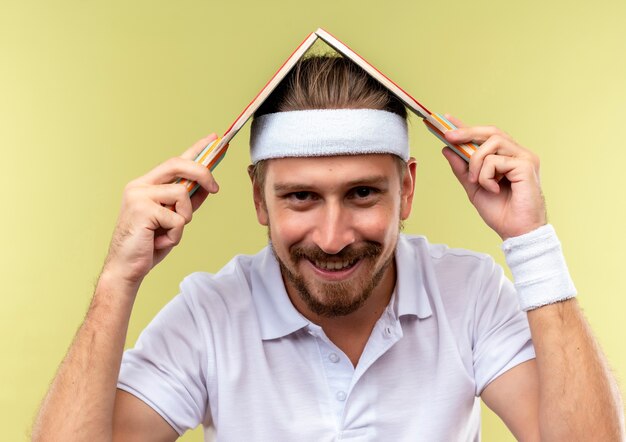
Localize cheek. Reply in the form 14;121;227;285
268;209;312;247
356;204;400;241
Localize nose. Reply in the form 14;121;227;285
311;202;356;255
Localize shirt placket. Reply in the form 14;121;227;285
306;307;404;437
307;323;354;422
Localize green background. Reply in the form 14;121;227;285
2;0;625;440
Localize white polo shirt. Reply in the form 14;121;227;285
118;234;535;441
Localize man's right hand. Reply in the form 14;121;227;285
32;134;219;441
102;133;220;290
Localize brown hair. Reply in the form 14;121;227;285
255;55;408;119
250;54;408;186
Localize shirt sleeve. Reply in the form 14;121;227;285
117;291;211;435
472;257;536;396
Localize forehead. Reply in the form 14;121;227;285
264;154;401;186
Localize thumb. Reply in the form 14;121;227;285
442;146;478;197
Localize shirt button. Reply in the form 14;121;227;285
336;391;346;402
384;326;393;337
328;353;340;363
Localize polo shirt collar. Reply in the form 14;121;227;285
393;234;433;320
250;247;310;340
250;233;432;340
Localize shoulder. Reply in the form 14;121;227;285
399;233;497;278
176;251;263;326
181;253;256;297
397;234;507;315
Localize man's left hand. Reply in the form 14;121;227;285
440;115;547;240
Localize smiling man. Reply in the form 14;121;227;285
33;56;624;441
263;156;402;315
256;153;407;368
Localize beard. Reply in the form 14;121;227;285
270;235;395;318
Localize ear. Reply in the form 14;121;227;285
248;164;269;226
400;158;417;220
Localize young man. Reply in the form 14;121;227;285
34;56;624;441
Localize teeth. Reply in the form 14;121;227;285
314;259;354;270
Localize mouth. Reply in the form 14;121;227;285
311;257;359;271
305;257;362;281
288;242;383;283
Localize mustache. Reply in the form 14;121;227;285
290;241;383;262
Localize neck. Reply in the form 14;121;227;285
284;259;397;366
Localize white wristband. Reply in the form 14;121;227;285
502;224;577;311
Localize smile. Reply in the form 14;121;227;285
310;258;358;272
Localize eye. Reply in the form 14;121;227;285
284;191;318;204
350;186;379;199
354;187;372;198
292;191;311;201
347;186;382;206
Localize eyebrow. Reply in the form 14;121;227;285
272;175;390;193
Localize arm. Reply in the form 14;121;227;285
526;298;624;440
32;133;220;441
481;299;624;441
113;390;178;441
441;118;625;440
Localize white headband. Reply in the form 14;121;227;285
249;109;409;164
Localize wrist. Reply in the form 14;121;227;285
80;270;140;333
96;268;143;302
502;224;577;311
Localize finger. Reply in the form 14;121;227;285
445;124;512;146
139;157;219;193
181;133;219;160
441;146;480;198
467;134;522;183
190;187;211;212
139;183;194;223
153;205;187;250
477;154;517;194
444;114;467;129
